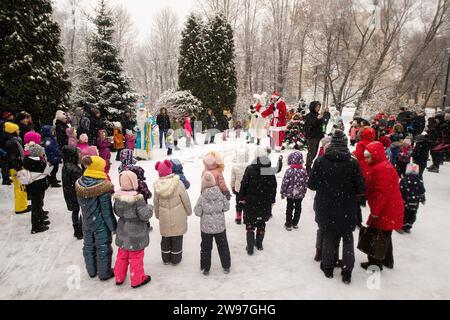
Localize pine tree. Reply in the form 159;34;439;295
80;0;137;121
0;0;71;124
284;113;306;150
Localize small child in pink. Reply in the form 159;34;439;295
66;127;78;147
125;129;136;151
77;134;89;154
184;117;193;147
23;131;42;156
113;170;153;288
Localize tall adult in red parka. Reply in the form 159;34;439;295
261;92;287;152
362;141;404;271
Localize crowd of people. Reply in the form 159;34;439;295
0;101;449;288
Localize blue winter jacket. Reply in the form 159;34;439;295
42;125;61;165
171;159;190;189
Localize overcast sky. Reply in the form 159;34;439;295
53;0;198;41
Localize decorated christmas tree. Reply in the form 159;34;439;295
284;113;306;150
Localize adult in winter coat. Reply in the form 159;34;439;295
412;134;429;178
411;111;426;137
194;172;231;275
153;160;192;265
304;101;325;173
42;125;62;187
156;108;171;149
0;112;15;185
203;109;219;144
113;170;153;288
15;111;33;144
308;130;365;284
280;151;308;230
362;142;404;270
238;149;277;255
62;145;83;240
4;122;30;214
75;156;117;281
121;110;136;133
89;108;104;146
54;111;69;147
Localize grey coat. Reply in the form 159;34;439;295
114;193;153;251
194;186;230;234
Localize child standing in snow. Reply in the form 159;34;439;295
184;117;193;147
234;121;243;138
42;125;62;188
62;145;83;240
349;121;359;146
202;151;231;200
97;129;111;172
125;129;136;152
113;122;125;161
166;129;174;156
77;133;89;154
399;164;426;234
153;160;192;265
280;151;308;231
194;171;231;275
396;137;413;177
66;127;78;147
230;148;249;224
171;159;190;190
113;170;153;288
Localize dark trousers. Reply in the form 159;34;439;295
159;129;168;148
396;161;408;177
1;160;10;183
49;163;59;183
167;148;173;156
161;236;183;264
235;197;244;212
285;198;303;227
417;161;426;179
306;138;321;173
246;222;265;248
403;207;418;230
431;151;443;168
367;229;394;268
72;207;82;228
322;229;354;272
30;190;45;229
200;231;231;271
115;148;124;161
83;226;113;279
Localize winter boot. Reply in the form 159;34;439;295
341;270;352;284
246;231;255;255
223;268;230;274
314;248;322;262
255;231;265;251
235;212;242;225
202;269;210;276
320;263;334;279
100;269;115;281
31;224;49;234
284;224;292;231
132;275;151;288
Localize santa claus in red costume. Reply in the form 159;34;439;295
261;91;287;151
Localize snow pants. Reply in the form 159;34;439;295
321;229;355;272
10;169;28;212
114;248;147;287
403;207;418;231
285;198;303;227
83;222;113;280
161;236;183;265
200;231;231;272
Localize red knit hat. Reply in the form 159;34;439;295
155;159;173;177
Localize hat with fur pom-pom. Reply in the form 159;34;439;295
155;159;173;177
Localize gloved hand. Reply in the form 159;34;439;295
232;188;238;195
224;191;232;201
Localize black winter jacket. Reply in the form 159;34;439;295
400;174;425;210
55;120;69;147
308;146;365;232
22;156;49;196
304;105;324;139
4;133;24;170
156;114;171;131
412;138;429;165
203;114;218;131
62;146;82;211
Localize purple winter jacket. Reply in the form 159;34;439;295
97;130;111;162
281;152;308;199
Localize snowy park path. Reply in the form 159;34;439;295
0;110;449;300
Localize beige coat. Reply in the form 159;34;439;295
153;174;192;237
230;164;246;193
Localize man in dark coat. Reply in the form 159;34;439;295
238;147;280;255
156;108;171;148
55;112;69;147
411;111;426;137
308;130;365;284
15;111;33;144
203;108;218;144
1;112;15;185
304;101;324;173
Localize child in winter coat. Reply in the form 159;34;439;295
76;156;117;281
202;151;231;200
153;160;192;265
125;130;136;151
230;148;249;224
42;125;62;188
113;170;153;288
396;137;413;177
113;122;125;161
388;123;405;166
97;129;111;172
66;127;78;147
399;164;426;234
23;131;42;156
62;145;83;240
119;150;152;203
194;172;231;275
412;134;429;179
166;129;174;156
234;121;243;138
184;117;193;147
22;144;52;234
171;159;190;190
77;133;89;154
238;148;278;255
280;151;308;231
348;121;359;146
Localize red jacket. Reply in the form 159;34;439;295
365;142;404;231
261;99;287;131
353;127;376;181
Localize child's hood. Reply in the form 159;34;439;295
153;174;180;198
201;186;223;202
62;145;80;165
114;192;143;211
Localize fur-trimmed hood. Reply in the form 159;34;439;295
113;191;143;203
76;176;113;198
153;174;180;198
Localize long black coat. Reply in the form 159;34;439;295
62;146;82;211
55;120;69;147
238;156;277;224
304;105;324;140
412;138;429;165
412;115;426;136
308;147;365;232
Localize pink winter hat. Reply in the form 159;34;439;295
79;133;89;144
82;146;99;157
155;159;173;177
24;131;42;145
201;171;216;190
119;170;139;191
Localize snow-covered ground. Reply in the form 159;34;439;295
0;108;449;300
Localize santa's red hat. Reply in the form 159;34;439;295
272;91;281;99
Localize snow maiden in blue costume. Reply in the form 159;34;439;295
134;103;152;160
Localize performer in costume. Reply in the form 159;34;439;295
249;92;268;145
134;103;151;160
261;91;287;152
